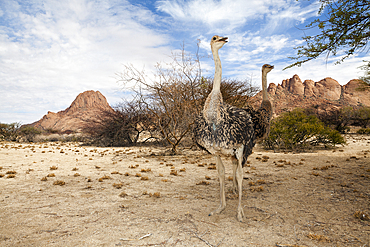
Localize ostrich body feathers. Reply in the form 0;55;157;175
193;103;255;167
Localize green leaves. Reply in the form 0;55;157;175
264;109;345;151
285;0;370;70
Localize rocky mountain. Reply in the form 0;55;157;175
30;90;113;133
251;75;370;117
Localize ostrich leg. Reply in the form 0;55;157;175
209;155;226;216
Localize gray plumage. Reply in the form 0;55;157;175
193;35;273;222
194;103;255;166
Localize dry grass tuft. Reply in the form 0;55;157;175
113;183;123;189
149;192;161;198
179;168;186;172
196;181;210;185
135;173;142;177
98;175;112;182
207;165;216;170
141;176;149;180
119;192;128;198
307;232;330;242
53;180;65;186
47;173;55;177
140;168;151;172
6;174;16;178
41;177;47;181
72;167;78;171
0;174;5;178
250;186;264;192
170;170;178;176
354;211;369;221
205;176;211;180
124;172;130;176
74;173;80;177
50;166;58;170
111;171;122;175
6;171;17;174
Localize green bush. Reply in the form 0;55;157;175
0;122;21;141
0;123;42;142
357;128;370;134
264;109;345;151
19;126;41;142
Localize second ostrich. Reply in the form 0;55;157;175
193;35;273;222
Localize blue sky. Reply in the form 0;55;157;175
0;0;368;124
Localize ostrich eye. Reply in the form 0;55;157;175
213;37;216;40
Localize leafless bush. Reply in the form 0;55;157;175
84;101;156;147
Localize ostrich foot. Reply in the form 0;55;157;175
209;205;226;216
237;207;245;222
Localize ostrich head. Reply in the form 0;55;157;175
210;35;228;50
262;64;274;74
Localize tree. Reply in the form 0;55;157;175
358;61;370;91
116;43;259;153
352;106;370;128
285;0;370;70
83;101;156;147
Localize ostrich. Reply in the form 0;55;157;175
231;63;274;193
193;35;274;222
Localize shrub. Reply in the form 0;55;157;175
84;101;156;147
18;126;41;142
357;128;370;134
0;122;21;141
264;108;345;151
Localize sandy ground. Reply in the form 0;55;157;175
0;135;369;247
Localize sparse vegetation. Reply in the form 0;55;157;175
357;128;370;134
306;106;370;133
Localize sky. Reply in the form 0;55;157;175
0;0;368;124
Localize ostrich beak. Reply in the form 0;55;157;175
219;37;228;43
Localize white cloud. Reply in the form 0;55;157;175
156;0;319;34
0;0;172;124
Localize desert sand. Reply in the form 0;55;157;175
0;135;369;246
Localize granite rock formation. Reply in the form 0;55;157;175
251;75;370;117
30;90;113;133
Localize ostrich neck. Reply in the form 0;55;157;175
262;71;268;101
212;48;222;92
203;47;223;125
